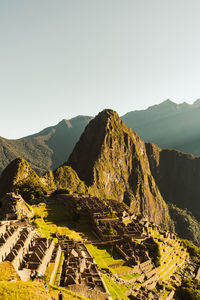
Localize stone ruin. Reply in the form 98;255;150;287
0;220;55;280
57;235;110;300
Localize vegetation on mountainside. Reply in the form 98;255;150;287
14;172;47;202
53;165;87;194
0;116;92;175
147;240;161;267
0;157;88;203
67;109;172;229
176;279;200;300
146;142;200;223
182;240;200;264
0;157;48;203
168;203;200;246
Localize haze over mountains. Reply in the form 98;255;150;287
122;99;200;156
0;99;200;176
0;115;92;175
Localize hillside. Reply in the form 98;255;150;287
122;99;200;156
0;115;92;175
168;203;200;246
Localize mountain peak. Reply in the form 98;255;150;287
160;99;176;106
67;110;172;228
94;109;120;124
193;98;200;106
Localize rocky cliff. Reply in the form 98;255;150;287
67;109;172;228
146;143;200;221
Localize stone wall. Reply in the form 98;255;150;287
12;229;34;271
37;239;55;275
0;227;21;262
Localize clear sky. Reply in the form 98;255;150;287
1;0;200;138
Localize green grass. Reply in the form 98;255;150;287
49;284;89;300
86;244;124;269
102;274;130;300
111;265;135;274
0;262;20;281
32;203;83;241
54;252;64;285
44;262;55;282
119;273;140;280
0;281;51;300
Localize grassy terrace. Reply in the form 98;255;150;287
49;285;89;300
102;274;130;300
54;252;64;286
151;230;188;281
86;244;124;268
86;244;135;275
119;273;140;280
32;203;83;241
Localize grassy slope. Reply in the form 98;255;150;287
0;282;51;300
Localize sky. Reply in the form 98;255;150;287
1;0;200;138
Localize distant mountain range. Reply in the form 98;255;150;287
1;99;200;175
0;116;92;175
122;99;200;156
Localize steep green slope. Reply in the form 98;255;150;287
168;203;200;246
67;109;172;228
0;157;47;201
43;165;87;194
0;157;87;202
0;116;92;175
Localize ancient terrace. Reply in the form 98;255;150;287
69;195;191;298
0;192;193;299
0;220;55;281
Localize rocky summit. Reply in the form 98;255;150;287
67;109;172;229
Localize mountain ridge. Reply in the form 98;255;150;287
0;115;93;175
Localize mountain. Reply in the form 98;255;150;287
0;110;172;229
2;109;200;243
1;99;200;177
146;143;200;222
0;116;92;175
122;99;200;156
0;157;48;201
66;109;172;229
168;203;200;246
